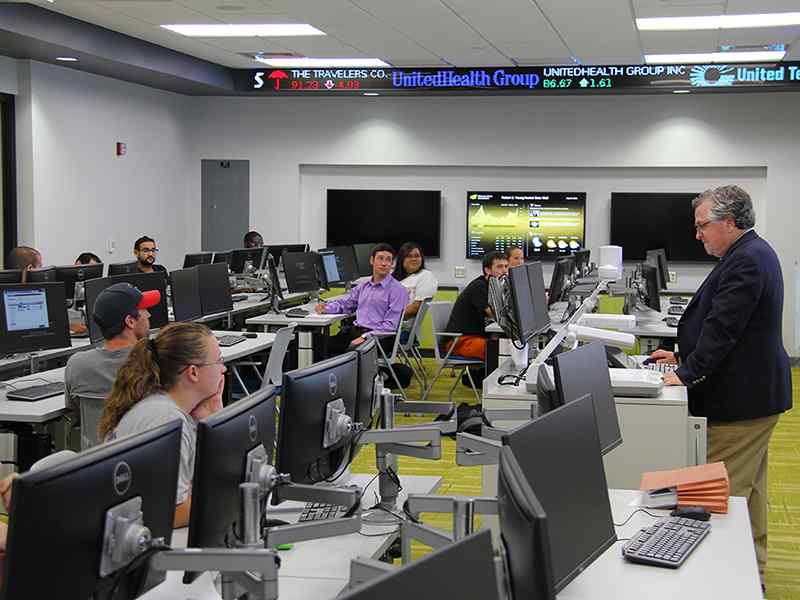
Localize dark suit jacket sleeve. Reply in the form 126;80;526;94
676;253;764;386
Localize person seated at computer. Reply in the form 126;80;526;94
244;231;264;248
506;245;524;268
64;282;160;426
5;246;44;274
445;251;508;361
393;242;438;336
133;236;167;274
98;322;226;528
314;243;408;356
74;252;101;266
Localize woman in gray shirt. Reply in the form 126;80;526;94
98;322;226;528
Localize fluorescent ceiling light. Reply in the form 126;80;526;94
255;57;390;68
161;24;325;37
637;12;800;31
645;51;786;64
672;90;690;94
363;92;380;96
56;57;78;62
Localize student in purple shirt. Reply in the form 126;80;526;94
315;243;408;356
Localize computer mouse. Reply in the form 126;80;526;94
243;332;258;338
663;317;679;327
670;506;711;521
642;356;657;365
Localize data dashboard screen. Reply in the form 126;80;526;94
466;191;586;260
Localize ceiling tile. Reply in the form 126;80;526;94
726;0;800;13
94;1;221;25
639;30;720;52
632;1;726;19
719;25;800;45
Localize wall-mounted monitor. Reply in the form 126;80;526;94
326;189;441;257
466;191;586;260
610;192;714;262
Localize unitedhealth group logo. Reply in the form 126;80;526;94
689;65;736;87
392;69;540;90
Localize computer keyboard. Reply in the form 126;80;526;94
297;502;350;522
285;308;310;318
669;296;689;305
622;515;710;568
6;381;66;402
644;362;678;374
663;317;679;328
667;306;685;316
216;334;246;347
231;294;249;303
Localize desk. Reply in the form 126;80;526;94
196;293;308;328
0;337;94;378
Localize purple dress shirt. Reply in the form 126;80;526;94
323;275;408;333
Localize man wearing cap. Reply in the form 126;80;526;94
64;283;161;428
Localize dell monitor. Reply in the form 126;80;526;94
276;352;359;486
498;444;556;600
0;283;70;355
0;270;23;284
55;264;104;301
646;248;669;291
551;342;622;455
183;252;213;268
170;267;203;322
84;272;169;344
547;257;574;307
2;420;181;599
641;263;661;312
265;254;283;301
25;266;57;283
354;337;381;428
184;386;277;584
266;244;310;269
230;247;266;275
352;243;374;278
338;530;499;600
197;262;233;316
318;246;358;286
107;261;139;276
283;251;324;295
508;263;550;346
526;262;551;333
212;251;232;266
503;394;616;592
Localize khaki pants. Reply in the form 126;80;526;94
707;414;780;580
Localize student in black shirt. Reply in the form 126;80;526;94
133;236;167;274
445;251;508;359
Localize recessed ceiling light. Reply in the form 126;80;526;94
56;57;78;62
161;24;326;37
255;57;391;68
672;90;690;94
645;50;786;64
637;12;800;31
363;92;380;96
216;5;244;11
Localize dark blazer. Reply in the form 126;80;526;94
675;230;792;422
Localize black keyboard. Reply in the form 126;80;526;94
278;294;310;310
622;516;710;568
231;294;249;303
667;306;685;316
298;502;349;522
6;381;66;402
285;308;310;318
216;334;246;347
669;296;689;305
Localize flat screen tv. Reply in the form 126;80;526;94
326;189;441;257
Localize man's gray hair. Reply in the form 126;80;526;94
692;185;755;230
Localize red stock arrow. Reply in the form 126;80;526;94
268;70;289;90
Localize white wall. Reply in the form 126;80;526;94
0;56;18;95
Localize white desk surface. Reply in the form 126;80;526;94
247;306;350;328
0;337;94;373
0;332;275;424
195;292;281;323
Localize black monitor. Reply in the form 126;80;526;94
508;263;550;345
170;267;203;322
197;262;233;316
108;261;139;276
84;273;169;344
318;246;358;286
55;264;105;300
185;386;277;584
0;283;70;355
183;252;213;268
265;254;283;301
2;420;181;599
0;270;22;284
502;394;616;592
283;251;324;294
572;249;591;277
354;337;381;428
230;247;266;274
212;251;232;266
338;530;498;600
25;267;57;283
352;243;374;278
526;262;550;332
547;257;574;307
551;342;622;455
498;444;556;600
266;244;309;269
646;248;669;291
276;352;358;486
641;263;661;312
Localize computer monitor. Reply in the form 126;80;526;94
183;252;213;268
551;342;622;455
0;270;22;284
526;262;551;333
230;247;266;274
275;352;359;486
2;420;181;599
55;264;105;300
170;267;203;322
212;251;232;266
338;530;499;600
547;257;574;307
282;251;324;294
0;283;70;355
25;266;57;283
196;262;233;316
502;394;616;592
497;445;556;600
641;263;661;312
352;243;374;278
646;248;669;291
572;249;591;277
265;254;283;301
84;273;169;344
107;261;139;276
318;246;358;286
184;386;277;584
508;263;550;346
354;337;381;428
266;244;310;269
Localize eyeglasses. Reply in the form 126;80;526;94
181;357;224;373
138;247;159;254
694;219;719;233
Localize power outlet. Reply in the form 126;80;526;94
454;265;466;278
668;270;677;283
107;237;116;254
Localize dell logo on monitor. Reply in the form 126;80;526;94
329;373;338;397
113;461;132;496
248;415;258;443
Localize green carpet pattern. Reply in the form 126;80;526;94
352;362;800;597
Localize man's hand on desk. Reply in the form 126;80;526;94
650;349;677;364
314;303;326;314
349;336;366;347
663;371;685;386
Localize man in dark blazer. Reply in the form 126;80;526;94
651;185;792;583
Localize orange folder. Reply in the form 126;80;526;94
640;462;730;514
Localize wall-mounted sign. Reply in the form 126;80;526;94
232;62;800;95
